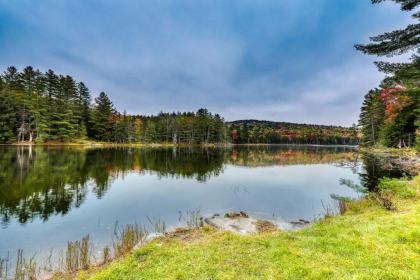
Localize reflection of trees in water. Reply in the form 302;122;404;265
134;147;226;182
228;145;359;167
338;153;406;195
230;146;407;195
0;147;226;226
0;146;401;227
358;153;405;192
0;147;91;227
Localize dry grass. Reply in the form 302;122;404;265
254;220;277;233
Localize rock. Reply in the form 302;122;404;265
290;220;309;226
204;215;260;234
224;211;249;218
273;217;311;230
298;219;310;224
205;212;311;233
205;211;277;234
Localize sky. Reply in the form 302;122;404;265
0;0;413;126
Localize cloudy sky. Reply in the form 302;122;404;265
0;0;412;125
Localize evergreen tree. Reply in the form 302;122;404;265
78;82;92;138
0;87;17;143
48;75;78;140
44;69;60;140
91;92;115;141
0;66;229;145
2;66;22;91
355;0;419;72
358;90;385;146
356;0;419;148
196;108;211;143
114;111;135;143
19;66;41;142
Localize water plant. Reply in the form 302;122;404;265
113;223;148;258
65;235;91;273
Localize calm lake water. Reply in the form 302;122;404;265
0;145;402;262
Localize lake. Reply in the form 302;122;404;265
0;145;402;264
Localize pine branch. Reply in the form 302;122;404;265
372;0;420;11
374;61;412;73
355;23;420;56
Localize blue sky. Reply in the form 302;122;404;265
0;0;413;125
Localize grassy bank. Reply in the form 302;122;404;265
73;176;420;280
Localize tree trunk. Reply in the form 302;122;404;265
173;132;177;144
371;117;375;145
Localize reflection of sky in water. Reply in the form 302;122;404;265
0;163;360;260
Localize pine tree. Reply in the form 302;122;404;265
0;66;230;144
355;0;420;72
78;82;92;138
3;66;34;142
0;84;17;143
2;66;22;91
356;0;419;148
47;75;76;141
359;90;385;146
196;108;211;143
91;92;115;141
213;114;226;143
19;66;41;142
44;70;60;140
62;75;79;139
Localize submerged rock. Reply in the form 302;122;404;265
290;219;310;225
224;211;249;218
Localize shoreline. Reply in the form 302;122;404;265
0;142;230;148
73;175;419;280
358;146;420;176
1;142;358;148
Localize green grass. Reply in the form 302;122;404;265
76;176;420;280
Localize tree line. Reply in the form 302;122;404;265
138;109;226;144
0;66;362;146
356;0;419;148
0;66;227;144
229;120;360;145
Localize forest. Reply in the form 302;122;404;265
228;120;360;145
0;66;362;146
356;0;419;148
0;66;226;144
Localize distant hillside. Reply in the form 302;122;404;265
227;120;360;145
